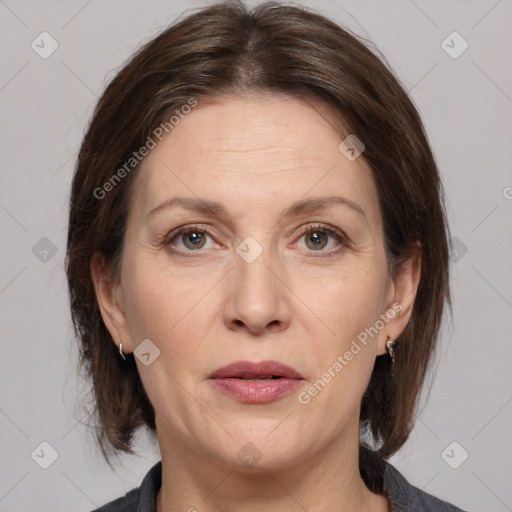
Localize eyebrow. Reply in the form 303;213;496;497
146;195;367;222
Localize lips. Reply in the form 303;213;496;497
209;360;303;380
208;360;304;403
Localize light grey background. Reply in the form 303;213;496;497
1;0;511;511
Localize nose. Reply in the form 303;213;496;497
223;243;292;336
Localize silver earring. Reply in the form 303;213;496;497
385;335;396;376
119;342;126;360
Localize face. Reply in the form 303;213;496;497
93;94;418;472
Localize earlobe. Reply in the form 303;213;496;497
90;252;132;353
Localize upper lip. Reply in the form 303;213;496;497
209;360;303;379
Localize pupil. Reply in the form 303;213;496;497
189;232;201;244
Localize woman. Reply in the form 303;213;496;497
65;1;467;510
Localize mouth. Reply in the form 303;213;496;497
208;360;304;380
208;360;304;404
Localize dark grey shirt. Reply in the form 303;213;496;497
90;446;467;511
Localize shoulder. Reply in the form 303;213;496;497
88;460;162;512
383;457;468;511
88;488;139;512
359;445;468;511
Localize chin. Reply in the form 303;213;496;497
215;434;305;474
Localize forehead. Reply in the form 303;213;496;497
130;94;379;224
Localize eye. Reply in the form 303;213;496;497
164;225;217;252
294;224;348;256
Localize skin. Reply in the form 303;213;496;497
91;93;421;512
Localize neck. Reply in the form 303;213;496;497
155;419;389;512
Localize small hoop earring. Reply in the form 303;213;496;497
119;342;126;360
385;335;396;376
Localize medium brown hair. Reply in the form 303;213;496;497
66;0;451;466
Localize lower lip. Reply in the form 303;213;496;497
209;378;303;403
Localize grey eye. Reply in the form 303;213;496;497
181;230;207;250
304;230;329;250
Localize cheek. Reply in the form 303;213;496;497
304;264;388;343
122;250;216;368
121;241;185;338
123;275;170;343
296;263;386;404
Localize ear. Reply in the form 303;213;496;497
90;252;133;354
376;242;422;356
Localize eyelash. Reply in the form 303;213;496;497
163;223;349;258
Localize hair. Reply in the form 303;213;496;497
66;0;451;467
